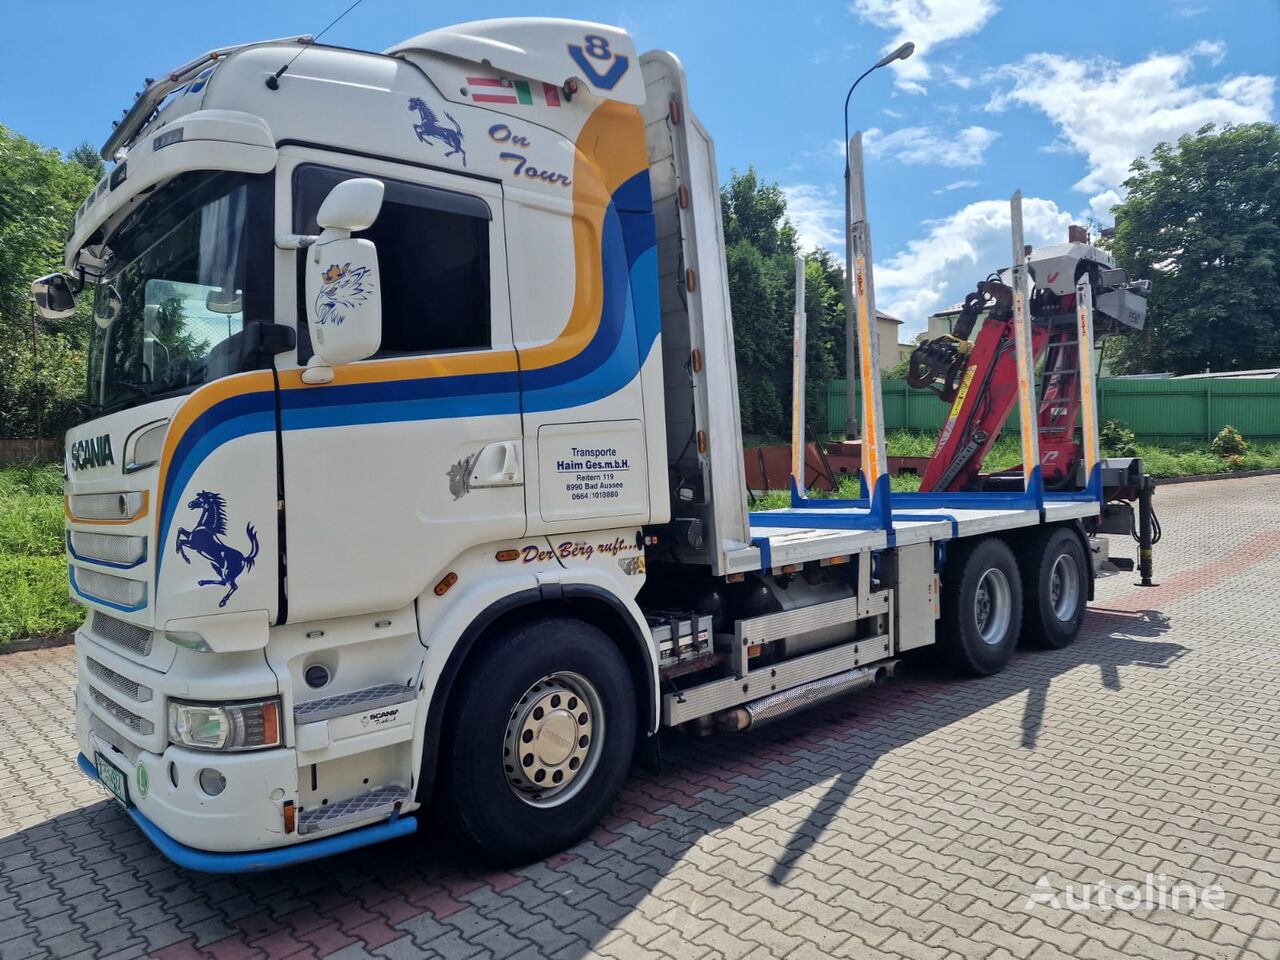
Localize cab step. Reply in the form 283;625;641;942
294;683;416;724
297;784;412;835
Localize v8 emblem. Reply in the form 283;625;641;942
568;34;629;91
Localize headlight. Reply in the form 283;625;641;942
168;698;281;751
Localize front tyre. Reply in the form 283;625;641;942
440;617;636;862
939;537;1024;676
1019;527;1088;649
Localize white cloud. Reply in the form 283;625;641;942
989;43;1275;195
863;125;999;167
850;0;999;93
874;197;1074;335
781;183;843;251
934;179;979;194
1086;189;1123;222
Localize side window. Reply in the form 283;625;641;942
293;164;492;358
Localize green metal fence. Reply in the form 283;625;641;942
825;377;1280;442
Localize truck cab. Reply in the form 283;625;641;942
58;19;751;866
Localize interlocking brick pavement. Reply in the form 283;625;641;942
1;476;1278;959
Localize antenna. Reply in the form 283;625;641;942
266;0;367;90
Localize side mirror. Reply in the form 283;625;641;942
317;177;384;232
302;178;385;384
96;285;122;330
206;288;243;315
31;274;76;320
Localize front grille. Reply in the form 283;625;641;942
73;568;145;609
92;612;153;657
86;658;151;703
88;685;154;736
69;530;145;566
68;491;145;521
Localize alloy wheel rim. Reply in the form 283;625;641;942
974;567;1012;645
502;671;603;808
1050;553;1080;621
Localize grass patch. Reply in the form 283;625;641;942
0;463;80;643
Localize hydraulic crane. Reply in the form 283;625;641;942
906;227;1150;494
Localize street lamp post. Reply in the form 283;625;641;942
842;41;914;438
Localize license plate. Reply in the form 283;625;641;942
95;751;129;807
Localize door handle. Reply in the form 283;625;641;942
469;440;523;488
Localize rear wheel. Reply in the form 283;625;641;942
1019;527;1088;648
938;537;1023;676
439;617;636;863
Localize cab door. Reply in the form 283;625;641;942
276;150;524;623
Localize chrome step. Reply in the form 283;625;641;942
297;785;411;835
294;683;416;724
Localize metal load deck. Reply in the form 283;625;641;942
738;500;1101;573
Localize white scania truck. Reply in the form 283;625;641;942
41;18;1151;870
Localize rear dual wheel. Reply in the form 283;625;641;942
1019;527;1087;649
939;537;1024;676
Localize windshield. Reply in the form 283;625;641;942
87;171;266;412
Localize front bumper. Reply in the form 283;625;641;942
76;753;416;873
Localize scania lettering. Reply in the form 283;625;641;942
40;19;1156;871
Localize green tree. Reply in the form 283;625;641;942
0;126;99;438
722;167;846;438
1108;123;1280;375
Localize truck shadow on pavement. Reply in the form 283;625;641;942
9;607;1184;959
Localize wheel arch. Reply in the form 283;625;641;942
414;583;657;805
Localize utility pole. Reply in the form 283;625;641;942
841;41;913;437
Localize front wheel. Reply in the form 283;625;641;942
439;617;636;862
938;536;1024;676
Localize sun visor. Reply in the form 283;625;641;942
67;110;276;274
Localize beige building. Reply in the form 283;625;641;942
875;310;913;371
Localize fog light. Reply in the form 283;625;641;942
198;768;226;797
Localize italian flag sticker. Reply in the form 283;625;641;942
468;76;561;107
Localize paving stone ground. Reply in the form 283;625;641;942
2;476;1278;960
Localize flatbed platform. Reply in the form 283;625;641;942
733;500;1100;573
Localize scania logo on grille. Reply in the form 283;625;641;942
70;434;114;471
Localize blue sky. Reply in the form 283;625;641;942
3;0;1276;336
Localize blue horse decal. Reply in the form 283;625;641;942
175;491;259;607
408;97;466;166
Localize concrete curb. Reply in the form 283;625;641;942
1156;468;1280;485
0;631;75;656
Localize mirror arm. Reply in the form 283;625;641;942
275;233;320;251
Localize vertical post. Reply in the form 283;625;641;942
1008;191;1041;494
1074;273;1100;481
848;133;889;500
791;255;807;492
843;153;858;438
1135;477;1157;586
